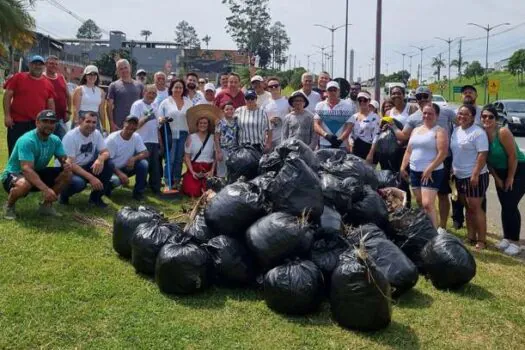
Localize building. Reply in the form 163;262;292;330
495;58;510;71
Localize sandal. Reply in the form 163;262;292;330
475;241;487;250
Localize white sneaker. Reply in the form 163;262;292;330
503;243;521;256
495;239;510;251
437;227;447;235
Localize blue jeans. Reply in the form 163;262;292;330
53;120;68;140
61;159;113;202
165;131;188;185
144;143;161;193
109;159;149;197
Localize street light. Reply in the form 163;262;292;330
407;53;417;81
394;51;414;75
314;23;351;77
435;37;463;101
410;45;433;84
344;0;350;80
314;45;329;72
374;0;382;100
467;22;510;104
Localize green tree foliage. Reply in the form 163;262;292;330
93;49;137;81
76;19;102;40
464;61;484;84
432;55;446;81
202;35;211;49
140;30;152;41
0;0;35;43
269;21;290;70
174;21;200;49
508;49;525;84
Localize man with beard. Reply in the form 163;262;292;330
1;110;72;219
185;72;205;105
44;55;71;139
214;73;246;109
313;71;330;100
348;82;363;109
3;55;56;155
215;72;230;96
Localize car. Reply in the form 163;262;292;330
493;99;525;134
432;94;448;108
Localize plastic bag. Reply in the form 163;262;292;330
206;177;227;193
184;213;216;244
345;186;389;230
113;206;163;258
317;205;343;234
155;236;210;294
263;259;324;315
204;182;266;238
345;223;388;247
204;235;255;286
421;232;476;290
268;158;324;220
131;221;182;275
375;169;401;189
330;249;392;331
311;234;349;282
246;212;314;269
315;148;346;164
258;152;284;174
250;171;276;195
226;145;262;183
276;138;319;171
376;128;400;159
321;156;379;190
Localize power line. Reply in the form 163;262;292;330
43;0;110;34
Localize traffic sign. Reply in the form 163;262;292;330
453;86;462;93
488;80;500;95
409;79;418;89
429;83;438;93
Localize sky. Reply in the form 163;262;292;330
31;0;525;81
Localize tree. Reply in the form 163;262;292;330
450;39;467;81
76;19;102;40
508;49;525;84
202;35;211;49
93;49;137;81
432;55;446;81
0;0;35;43
269;21;291;70
222;0;273;68
464;61;484;84
140;30;152;41
174;20;200;49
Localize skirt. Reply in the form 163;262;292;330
182;162;213;197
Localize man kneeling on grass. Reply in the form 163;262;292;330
2;110;72;220
106;115;149;201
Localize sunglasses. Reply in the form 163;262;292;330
481;113;495;120
416;93;429;100
245;96;257;100
199;81;206;84
358;98;369;103
268;84;280;89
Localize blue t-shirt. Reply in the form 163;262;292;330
1;129;66;181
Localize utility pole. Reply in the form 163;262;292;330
344;0;350;80
314;45;329;72
394;50;413;75
410;45;433;84
435;36;462;100
467;22;510;104
306;54;312;71
408;54;417;81
314;24;351;77
374;0;382;101
294;55;297;69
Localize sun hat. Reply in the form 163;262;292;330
288;91;310;108
83;65;99;75
186;104;222;134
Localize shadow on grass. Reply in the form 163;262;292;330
164;285;261;309
450;283;494;301
394;288;434;309
364;321;420;350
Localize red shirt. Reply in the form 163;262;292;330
45;73;68;120
214;89;246;109
6;73;56;122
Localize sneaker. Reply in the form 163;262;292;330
38;203;63;217
495;239;510;251
3;203;16;220
437;227;447;235
503;243;521;256
453;221;463;230
88;199;108;209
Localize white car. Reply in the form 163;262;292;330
432;94;448;108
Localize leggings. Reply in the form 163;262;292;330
495;163;525;241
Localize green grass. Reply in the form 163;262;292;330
1;92;525;349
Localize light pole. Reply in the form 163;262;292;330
314;45;329;72
410;45;433;84
394;51;413;75
374;0;382;100
306;54;313;71
467;22;510;104
435;37;462;100
344;0;350;80
314;23;351;77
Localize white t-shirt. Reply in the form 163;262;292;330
185;133;215;163
265;97;290;142
106;131;147;169
130;99;159;144
62;127;106;166
455;105;482;126
300;89;322;113
348;112;380;144
154;88;169;106
314;99;355;147
450;124;489;179
158;96;193;137
256;91;272;108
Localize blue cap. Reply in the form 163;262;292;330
244;89;257;99
30;55;45;64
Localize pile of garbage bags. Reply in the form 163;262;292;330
112;139;477;333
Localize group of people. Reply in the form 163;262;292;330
2;55;523;255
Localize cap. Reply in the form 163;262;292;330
136;69;147;75
369;100;380;110
461;84;477;93
244;89;257;99
250;75;264;83
83;65;99;75
288;91;310;108
30;55;45;64
125;115;139;123
357;91;371;100
204;83;216;92
36;109;57;121
326;81;340;90
415;86;431;95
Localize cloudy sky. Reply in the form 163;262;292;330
32;0;525;81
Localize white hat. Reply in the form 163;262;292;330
204;83;216;92
250;75;264;83
326;81;340;90
83;65;99;75
136;68;146;75
357;91;371;100
369;100;380;110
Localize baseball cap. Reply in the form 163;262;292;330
250;75;264;83
30;55;45;64
415;86;431;95
357;91;371;100
244;89;257;99
136;69;147;75
204;83;216;92
369;100;380;110
83;65;99;75
36;110;57;121
327;81;340;90
461;84;477;93
125;115;139;123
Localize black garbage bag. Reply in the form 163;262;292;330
184;213;216;244
268;158;324;220
318;205;343;234
375;169;401;189
131;221;182;275
206;177;227;193
345;223;388;247
421;233;476;290
259;152;284;174
389;208;438;271
155;236;210;294
311;234;349;283
226;145;262;183
204;181;266;238
315;148;346;164
204;235;255;286
276;138;319;171
250;171;276;195
330;249;392;331
263;259;324;315
376;128;400;159
246;212;314;269
345;186;389;230
113;206;163;259
321;156;378;189
320;173;342;206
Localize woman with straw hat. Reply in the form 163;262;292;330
182;104;221;197
72;65;106;132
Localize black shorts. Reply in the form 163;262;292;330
438;156;452;195
2;167;63;194
455;172;490;198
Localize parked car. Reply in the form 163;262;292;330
493;100;525;134
432;94;448;108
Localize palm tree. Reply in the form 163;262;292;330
450;59;469;81
202;35;211;49
431;55;446;81
140;29;152;41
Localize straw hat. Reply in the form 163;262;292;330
186;104;222;134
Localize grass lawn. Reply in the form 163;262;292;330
0;92;524;349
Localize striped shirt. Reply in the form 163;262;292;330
235;106;270;146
